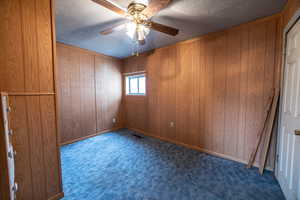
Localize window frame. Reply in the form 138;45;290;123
126;74;146;96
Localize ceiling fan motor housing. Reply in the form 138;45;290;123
127;2;147;20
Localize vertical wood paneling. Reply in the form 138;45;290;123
26;96;46;200
40;96;61;198
36;0;54;92
124;96;147;131
225;28;242;157
203;37;214;151
21;0;40;92
198;39;206;148
57;46;71;143
57;45;96;143
159;47;176;140
57;44;123;144
123;16;281;168
191;41;201;147
0;0;25;92
95;55;107;131
105;59;122;129
245;22;267;163
79;52;96;138
212;33;227;154
176;43;193;144
262;20;278;167
147;51;162;136
95;55;123;131
69;50;82;140
0;0;63;199
238;27;250;160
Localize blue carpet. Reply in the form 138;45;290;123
61;129;285;200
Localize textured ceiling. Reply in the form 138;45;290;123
56;0;287;58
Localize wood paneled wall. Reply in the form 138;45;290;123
0;0;63;199
56;43;123;144
123;15;282;168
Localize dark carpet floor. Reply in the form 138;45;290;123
61;129;285;200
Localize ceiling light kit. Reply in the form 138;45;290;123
92;0;179;55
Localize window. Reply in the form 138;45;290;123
126;74;146;95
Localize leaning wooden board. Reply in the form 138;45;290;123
259;91;280;174
246;93;274;169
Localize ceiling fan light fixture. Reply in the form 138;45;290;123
126;22;137;38
137;24;150;41
94;0;179;47
132;0;149;6
126;22;149;41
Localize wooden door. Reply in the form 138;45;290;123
277;18;300;200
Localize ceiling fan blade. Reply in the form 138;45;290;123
150;21;179;36
142;0;172;18
91;0;127;16
99;22;127;35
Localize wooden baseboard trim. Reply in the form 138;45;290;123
60;127;123;146
127;128;274;171
48;192;64;200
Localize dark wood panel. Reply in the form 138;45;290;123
56;45;69;143
40;96;61;198
95;55;107;131
124;96;147;131
79;52;96;138
57;44;95;143
122;15;281;168
57;43;123;144
21;0;40;92
0;0;25;92
106;59;123;129
26;96;47;200
95;55;123;131
36;0;55;92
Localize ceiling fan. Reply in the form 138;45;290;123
91;0;179;45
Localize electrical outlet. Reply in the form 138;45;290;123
112;118;116;123
170;121;175;128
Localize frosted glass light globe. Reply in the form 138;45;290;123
132;0;149;6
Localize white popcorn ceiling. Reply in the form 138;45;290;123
56;0;286;58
